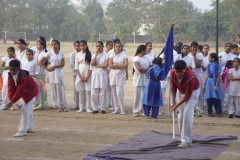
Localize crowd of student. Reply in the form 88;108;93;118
0;36;240;137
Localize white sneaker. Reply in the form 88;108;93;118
158;112;164;116
133;112;139;117
120;111;125;115
77;109;84;113
86;109;92;113
177;143;188;148
70;106;79;110
14;132;27;137
0;105;6;111
109;107;115;111
111;110;119;114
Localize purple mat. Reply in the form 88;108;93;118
84;130;237;160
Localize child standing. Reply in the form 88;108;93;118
132;45;150;117
14;39;29;63
145;42;156;63
40;39;68;112
228;58;240;118
109;42;128;115
203;53;223;117
222;60;233;112
70;41;81;110
5;60;38;136
75;40;92;113
21;50;40;107
90;41;109;114
105;41;114;110
141;57;165;119
35;40;48;109
0;47;16;110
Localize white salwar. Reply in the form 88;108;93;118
70;51;79;108
0;57;14;109
109;52;128;114
202;54;210;107
44;50;67;109
106;51;114;108
228;68;240;116
132;55;150;114
189;53;204;113
75;51;92;112
177;88;200;143
91;52;109;111
34;50;48;107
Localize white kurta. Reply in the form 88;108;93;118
21;59;40;76
44;50;66;86
133;55;150;87
75;51;92;91
109;52;128;86
145;51;156;63
16;50;27;63
219;52;237;72
91;52;109;89
202;55;210;77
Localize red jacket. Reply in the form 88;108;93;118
170;67;200;100
8;70;38;104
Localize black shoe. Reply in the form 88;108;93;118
208;113;213;117
229;114;233;118
101;110;106;114
236;115;240;118
217;113;222;117
92;111;98;114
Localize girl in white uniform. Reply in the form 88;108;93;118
21;50;40;107
105;41;114;110
202;45;210;108
174;45;195;69
132;45;150;117
35;40;48;109
109;42;128;115
90;41;109;114
30;36;46;55
228;58;240;119
40;39;67;112
0;47;16;110
145;42;156;63
69;41;81;110
219;43;236;71
14;39;28;63
75;40;92;113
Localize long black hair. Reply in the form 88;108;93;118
132;45;147;74
39;40;48;52
80;40;91;63
18;39;27;46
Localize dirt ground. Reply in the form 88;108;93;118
0;42;239;160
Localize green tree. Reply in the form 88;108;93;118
118;25;127;46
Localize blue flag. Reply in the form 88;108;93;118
163;25;174;78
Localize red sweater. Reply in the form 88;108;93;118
8;70;38;104
170;67;200;100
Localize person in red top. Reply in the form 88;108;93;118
170;60;200;148
5;60;38;137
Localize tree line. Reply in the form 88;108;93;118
0;0;239;43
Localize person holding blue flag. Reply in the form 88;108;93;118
141;57;165;119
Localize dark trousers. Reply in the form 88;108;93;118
207;98;222;114
143;104;159;119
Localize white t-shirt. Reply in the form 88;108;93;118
174;54;195;69
133;55;151;86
